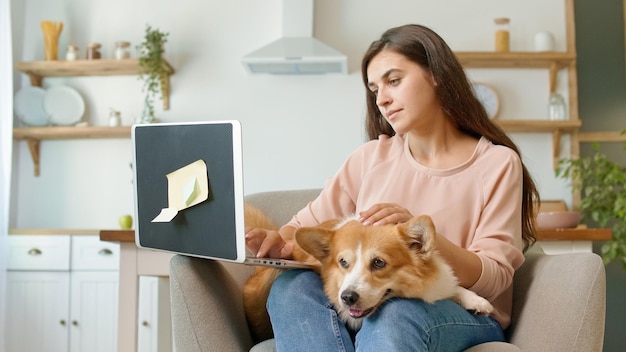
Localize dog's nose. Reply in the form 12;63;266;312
341;290;360;306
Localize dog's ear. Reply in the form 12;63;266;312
295;227;333;261
400;215;437;254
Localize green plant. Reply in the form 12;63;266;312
556;138;626;270
137;24;169;122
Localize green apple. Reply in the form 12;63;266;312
119;214;133;229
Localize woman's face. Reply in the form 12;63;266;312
366;49;442;135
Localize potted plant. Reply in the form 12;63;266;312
137;24;169;123
556;135;626;271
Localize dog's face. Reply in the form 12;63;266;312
294;215;441;328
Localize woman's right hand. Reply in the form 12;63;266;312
245;227;295;259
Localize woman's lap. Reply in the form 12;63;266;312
267;269;504;352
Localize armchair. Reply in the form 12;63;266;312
169;189;606;352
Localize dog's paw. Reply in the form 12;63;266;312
454;287;494;315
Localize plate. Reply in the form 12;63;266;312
14;86;50;126
43;85;85;125
472;82;500;119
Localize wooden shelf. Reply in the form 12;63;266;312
579;131;626;143
495;119;581;133
536;227;612;241
13;126;131;140
14;59;175;109
455;51;576;69
13;126;131;176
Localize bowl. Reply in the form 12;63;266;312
536;211;581;230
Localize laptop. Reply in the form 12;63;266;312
132;120;312;269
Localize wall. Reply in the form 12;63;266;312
10;0;573;230
575;1;626;351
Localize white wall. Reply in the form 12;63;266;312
10;0;573;229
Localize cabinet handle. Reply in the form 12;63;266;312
142;321;149;327
60;320;66;326
28;248;42;255
98;248;113;256
72;320;78;326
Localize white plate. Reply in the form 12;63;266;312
14;86;50;126
43;85;85;125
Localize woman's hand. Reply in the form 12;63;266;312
245;227;295;259
359;203;413;226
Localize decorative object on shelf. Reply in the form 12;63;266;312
471;82;500;119
548;92;567;120
65;44;78;61
137;24;170;123
43;85;85;125
86;42;102;60
536;211;581;229
109;108;122;126
556;135;626;270
494;17;510;52
14;86;49;126
534;31;555;52
114;41;131;59
41;20;63;60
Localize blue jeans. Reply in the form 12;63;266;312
267;269;505;352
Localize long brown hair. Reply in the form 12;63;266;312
361;24;539;251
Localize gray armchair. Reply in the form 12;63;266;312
169;189;606;352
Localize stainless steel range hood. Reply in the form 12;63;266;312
242;0;347;75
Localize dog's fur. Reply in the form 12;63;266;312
243;205;494;341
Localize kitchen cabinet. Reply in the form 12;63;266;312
137;276;173;352
12;58;174;176
5;234;120;352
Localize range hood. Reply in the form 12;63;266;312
242;0;347;75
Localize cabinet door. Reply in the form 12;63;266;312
5;271;70;352
137;276;172;352
68;271;119;352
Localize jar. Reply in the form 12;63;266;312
114;41;131;59
534;31;555;52
108;109;121;127
548;93;567;120
494;17;510;52
65;44;78;61
86;42;102;60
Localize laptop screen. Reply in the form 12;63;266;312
132;120;246;262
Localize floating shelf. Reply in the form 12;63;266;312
14;59;175;109
13;126;131;176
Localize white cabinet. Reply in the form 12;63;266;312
137;276;172;352
6;271;70;352
5;234;120;352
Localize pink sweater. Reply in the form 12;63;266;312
285;134;525;328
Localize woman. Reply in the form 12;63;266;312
246;24;539;352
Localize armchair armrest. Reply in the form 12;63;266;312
170;254;256;352
509;250;606;351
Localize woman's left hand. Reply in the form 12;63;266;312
359;203;413;226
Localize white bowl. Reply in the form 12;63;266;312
536;211;581;230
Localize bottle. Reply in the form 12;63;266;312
494;17;510;52
86;42;102;60
114;41;131;59
548;93;567;120
109;109;122;127
65;44;78;61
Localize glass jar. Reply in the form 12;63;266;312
109;109;122;127
86;42;102;60
65;44;78;61
494;17;510;52
114;41;131;60
548;93;567;120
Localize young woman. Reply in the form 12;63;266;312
245;24;539;352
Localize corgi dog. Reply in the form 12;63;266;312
243;205;493;341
